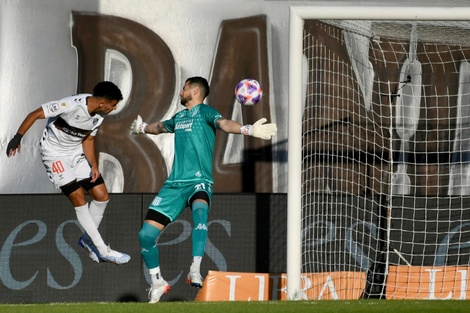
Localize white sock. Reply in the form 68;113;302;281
74;204;107;255
89;199;108;227
149;267;164;285
190;256;202;273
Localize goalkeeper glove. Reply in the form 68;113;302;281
129;115;148;135
6;133;23;157
241;118;277;140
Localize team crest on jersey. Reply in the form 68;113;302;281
151;196;162;206
93;118;99;126
48;102;60;113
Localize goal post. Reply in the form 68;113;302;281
288;5;470;301
287;7;303;301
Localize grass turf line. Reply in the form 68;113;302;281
0;300;469;313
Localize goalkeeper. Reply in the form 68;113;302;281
130;76;277;303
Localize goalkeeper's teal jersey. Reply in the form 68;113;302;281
163;103;222;184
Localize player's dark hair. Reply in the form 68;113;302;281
186;76;210;99
93;81;123;101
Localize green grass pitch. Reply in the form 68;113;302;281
0;300;469;313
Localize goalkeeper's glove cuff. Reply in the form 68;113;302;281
130;115;148;135
138;122;148;134
240;125;253;136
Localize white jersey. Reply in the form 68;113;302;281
39;94;104;157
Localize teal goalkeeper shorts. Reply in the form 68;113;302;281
148;180;213;222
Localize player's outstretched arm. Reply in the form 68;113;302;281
6;107;45;157
129;115;168;135
218;117;277;140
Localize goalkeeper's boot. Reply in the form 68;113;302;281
148;280;170;303
100;245;131;265
186;271;203;289
78;233;102;263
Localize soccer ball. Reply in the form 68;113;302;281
234;78;263;106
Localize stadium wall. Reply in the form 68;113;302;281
0;193;287;303
3;0;468;195
2;195;470;302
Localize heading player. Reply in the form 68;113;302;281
6;81;131;265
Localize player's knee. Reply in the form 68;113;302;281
190;191;210;205
192;201;209;222
138;228;156;247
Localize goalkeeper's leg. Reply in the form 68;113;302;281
139;220;170;303
139;221;163;278
187;200;209;288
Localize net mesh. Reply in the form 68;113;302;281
302;19;470;299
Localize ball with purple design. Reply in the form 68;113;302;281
234;78;263;106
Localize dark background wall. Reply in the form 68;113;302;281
0;193;287;303
2;193;468;303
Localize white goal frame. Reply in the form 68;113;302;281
287;4;470;300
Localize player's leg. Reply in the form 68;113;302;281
41;154;103;263
140;184;186;303
42;154;103;247
139;213;171;303
64;182;108;262
82;177;109;228
73;155;129;265
186;186;212;289
75;177;111;263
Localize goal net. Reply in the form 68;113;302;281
287;6;470;300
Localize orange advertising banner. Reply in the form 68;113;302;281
195;271;366;301
387;265;470;300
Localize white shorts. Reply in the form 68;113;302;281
42;152;91;189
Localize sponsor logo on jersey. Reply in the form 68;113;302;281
175;121;193;132
53;117;92;138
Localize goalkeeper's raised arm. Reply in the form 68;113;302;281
129;115;169;135
130;115;277;140
217;117;277;140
